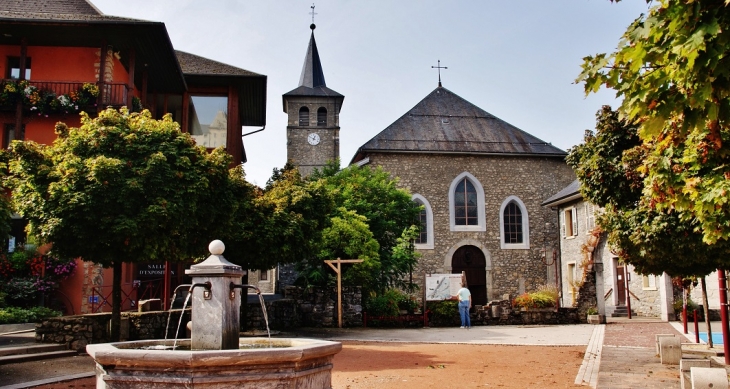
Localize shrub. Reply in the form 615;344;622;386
513;285;558;309
426;300;459;326
0;306;61;324
366;289;418;317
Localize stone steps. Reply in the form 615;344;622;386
0;342;77;365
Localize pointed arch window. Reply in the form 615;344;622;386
499;196;530;249
299;107;309;126
412;194;434;249
448;172;486;231
317;107;327;126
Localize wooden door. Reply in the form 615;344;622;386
616;266;626;305
451;245;487;306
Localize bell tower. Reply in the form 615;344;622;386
283;21;344;177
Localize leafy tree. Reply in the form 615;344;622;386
577;1;730;245
8;108;238;339
567;106;728;277
221;162;333;271
299;162;421;296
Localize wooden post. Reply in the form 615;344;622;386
324;258;364;328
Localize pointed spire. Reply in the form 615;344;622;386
298;25;327;88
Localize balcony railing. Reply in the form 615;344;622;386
0;79;130;114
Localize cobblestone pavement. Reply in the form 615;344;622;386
597;320;683;388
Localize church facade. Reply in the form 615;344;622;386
350;86;575;305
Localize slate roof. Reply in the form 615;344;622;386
283;26;343;100
541;179;582;207
0;0;145;22
351;86;567;163
175;51;263;77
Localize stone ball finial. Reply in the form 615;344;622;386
209;240;225;255
310;23;316;30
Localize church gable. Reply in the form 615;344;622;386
352;87;566;163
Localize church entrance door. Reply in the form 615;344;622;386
451;245;487;306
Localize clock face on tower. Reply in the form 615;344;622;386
307;133;321;145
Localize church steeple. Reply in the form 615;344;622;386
283;14;344;177
298;25;327;88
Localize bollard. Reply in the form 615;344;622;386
680;359;711;389
659;336;682;365
656;334;676;355
694;310;700;343
690;367;729;389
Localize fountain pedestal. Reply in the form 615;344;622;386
86;240;342;388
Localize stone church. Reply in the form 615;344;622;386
281;22;575;305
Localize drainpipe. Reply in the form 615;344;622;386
718;269;730;364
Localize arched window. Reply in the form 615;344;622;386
412;194;434;249
448;172;486;231
299;107;309;126
317;107;327;126
499;196;530;249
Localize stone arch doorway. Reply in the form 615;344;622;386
451;245;487;306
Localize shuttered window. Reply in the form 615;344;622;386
317;107;327;126
299;107;309;126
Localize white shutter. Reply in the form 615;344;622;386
571;208;578;236
561;209;566;237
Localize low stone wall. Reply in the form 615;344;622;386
426;299;580;327
282;286;363;327
35;309;191;351
245;298;299;331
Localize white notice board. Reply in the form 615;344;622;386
425;274;463;301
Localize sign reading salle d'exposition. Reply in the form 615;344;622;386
425;274;463;301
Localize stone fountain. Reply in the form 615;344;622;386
86;240;342;389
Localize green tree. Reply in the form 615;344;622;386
300;162;421;296
8;108;238;339
567;106;728;276
577;1;730;245
221;162;333;272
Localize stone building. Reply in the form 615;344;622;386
350;84;575;305
542;180;675;320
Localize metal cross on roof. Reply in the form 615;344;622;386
310;4;318;24
431;60;447;87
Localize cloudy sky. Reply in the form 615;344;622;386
92;0;649;187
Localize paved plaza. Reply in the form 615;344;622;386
1;318;726;388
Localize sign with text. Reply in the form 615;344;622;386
136;263;175;280
425;274;463;301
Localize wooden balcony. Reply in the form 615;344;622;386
0;79;131;115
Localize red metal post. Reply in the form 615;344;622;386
694;309;700;344
683;287;688;334
717;269;730;364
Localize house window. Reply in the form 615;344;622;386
188;95;228;148
642;274;657;290
412;194;434;249
7;57;31;79
299;107;309;126
259;270;268;281
3;124;24;148
448;172;486;232
499;196;530;249
585;202;596;233
562;207;578;238
317;107;327;126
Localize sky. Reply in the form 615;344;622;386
91;0;650;187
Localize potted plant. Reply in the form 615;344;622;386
586;307;600;324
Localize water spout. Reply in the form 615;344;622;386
230;282;271;340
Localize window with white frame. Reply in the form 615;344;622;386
642;274;657;290
585;202;596;233
562;207;578;238
448;172;486;232
499;196;530;249
412;194;434;249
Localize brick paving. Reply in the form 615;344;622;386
597;320;683;388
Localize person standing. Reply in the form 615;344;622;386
457;283;472;329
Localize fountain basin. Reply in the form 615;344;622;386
86;337;342;388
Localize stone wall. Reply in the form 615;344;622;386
425;299;580;327
283;286;362;327
367;152;575;302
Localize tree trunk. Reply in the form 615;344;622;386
701;277;713;348
110;261;122;342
